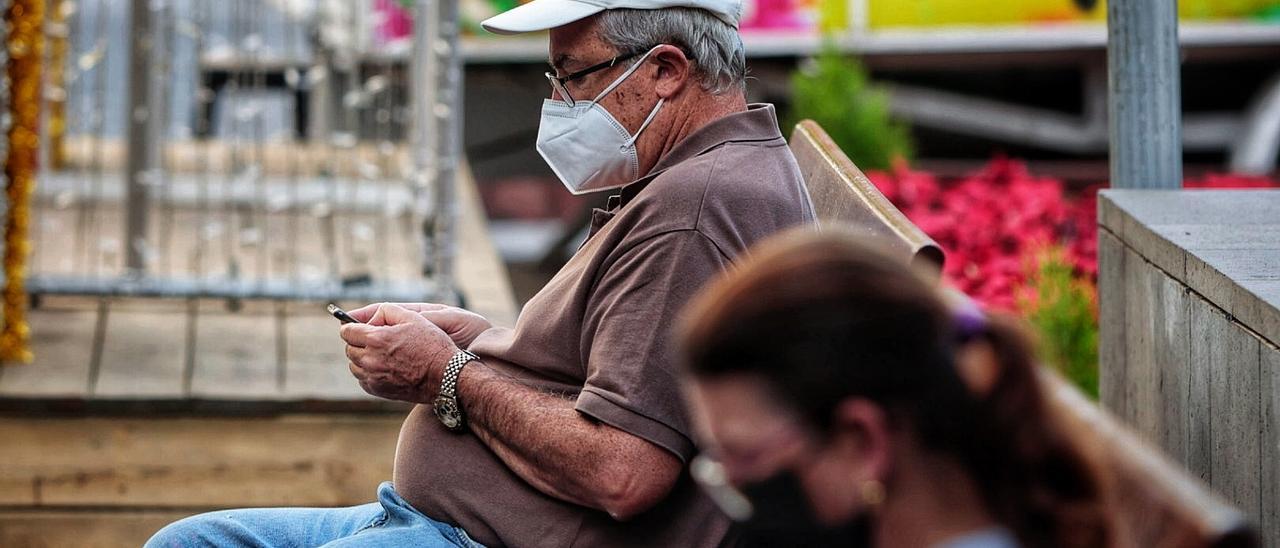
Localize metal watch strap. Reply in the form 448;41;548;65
434;349;478;432
440;349;478;399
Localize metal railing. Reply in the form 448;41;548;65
29;0;461;303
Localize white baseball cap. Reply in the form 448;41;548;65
481;0;742;35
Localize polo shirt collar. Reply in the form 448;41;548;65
612;103;785;208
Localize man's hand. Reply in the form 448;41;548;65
349;302;492;348
340;303;459;403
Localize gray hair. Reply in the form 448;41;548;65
597;8;746;95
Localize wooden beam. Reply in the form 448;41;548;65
0;416;404;508
0;509;194;548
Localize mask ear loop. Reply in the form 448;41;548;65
590;45;663;104
622;97;665;149
584;45;666;150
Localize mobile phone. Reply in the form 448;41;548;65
327;303;360;324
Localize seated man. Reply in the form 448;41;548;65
146;0;814;546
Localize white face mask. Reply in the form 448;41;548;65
536;47;665;195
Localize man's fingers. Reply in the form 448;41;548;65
350;299;450;321
369;303;425;327
350;302;460;324
400;302;451;313
349;362;371;392
419;310;462;330
339;323;378;348
345;344;369;366
347;303;381;323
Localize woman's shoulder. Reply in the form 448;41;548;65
931;527;1021;548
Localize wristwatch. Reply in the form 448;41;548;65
434;349;479;432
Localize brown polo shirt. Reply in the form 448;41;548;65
393;104;815;547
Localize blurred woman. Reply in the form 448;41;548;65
679;229;1113;548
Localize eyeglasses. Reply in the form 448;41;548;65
544;50;643;107
690;455;755;521
689;417;821;522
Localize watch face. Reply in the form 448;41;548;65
434;396;461;429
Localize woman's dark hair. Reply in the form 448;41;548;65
680;228;1113;548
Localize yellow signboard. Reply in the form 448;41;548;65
865;0;1279;28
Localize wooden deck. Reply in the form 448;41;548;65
0;162;516;410
0;165;518;546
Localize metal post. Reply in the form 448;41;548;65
434;0;462;300
410;0;436;279
410;0;461;302
1107;0;1182;189
125;0;156;273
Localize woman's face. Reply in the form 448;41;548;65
688;375;807;484
687;374;891;528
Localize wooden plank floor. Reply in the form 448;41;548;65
0;163;518;411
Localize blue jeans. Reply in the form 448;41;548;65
144;482;485;548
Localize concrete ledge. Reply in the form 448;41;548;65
1099;189;1280;347
1099;188;1280;544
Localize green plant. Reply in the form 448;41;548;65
1019;246;1099;398
785;43;914;170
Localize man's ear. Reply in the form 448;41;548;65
651;44;692;99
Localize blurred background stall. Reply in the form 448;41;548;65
0;1;516;544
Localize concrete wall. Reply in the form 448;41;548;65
1099;190;1280;545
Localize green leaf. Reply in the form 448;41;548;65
1020;246;1099;398
784;41;914;170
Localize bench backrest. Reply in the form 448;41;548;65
787;119;1256;548
788;120;944;276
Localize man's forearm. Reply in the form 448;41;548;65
456;361;680;519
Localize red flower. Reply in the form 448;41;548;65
865;160;1279;310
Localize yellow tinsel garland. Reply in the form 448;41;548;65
2;0;45;363
46;0;65;169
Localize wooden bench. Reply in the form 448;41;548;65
788;119;1257;548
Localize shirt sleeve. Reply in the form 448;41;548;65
574;229;730;463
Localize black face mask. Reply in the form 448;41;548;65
733;470;873;548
